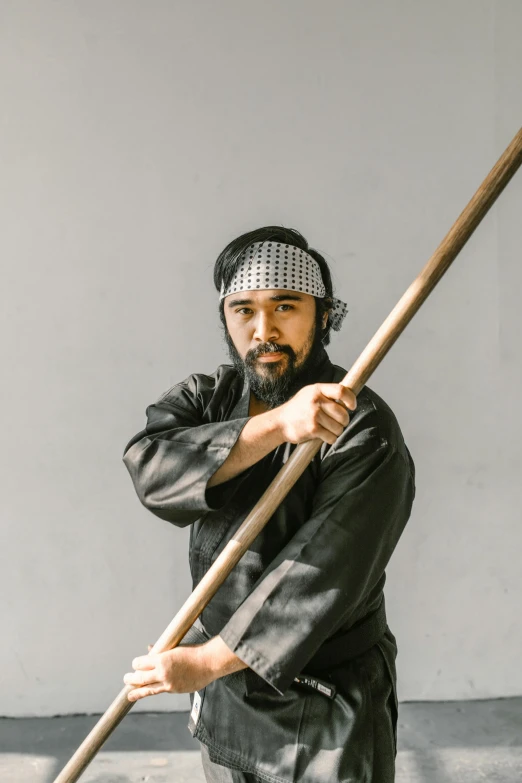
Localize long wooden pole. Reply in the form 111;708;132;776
54;128;522;783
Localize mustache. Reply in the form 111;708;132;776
245;342;296;363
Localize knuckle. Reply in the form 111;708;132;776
155;663;166;680
311;384;322;401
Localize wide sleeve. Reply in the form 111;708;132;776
123;374;251;527
219;421;415;693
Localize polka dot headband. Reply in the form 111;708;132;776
220;242;348;331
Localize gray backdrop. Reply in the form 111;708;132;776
1;0;521;716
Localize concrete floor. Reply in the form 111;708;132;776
1;699;521;783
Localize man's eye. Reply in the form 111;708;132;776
277;304;294;311
237;308;253;315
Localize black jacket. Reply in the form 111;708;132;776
124;353;415;782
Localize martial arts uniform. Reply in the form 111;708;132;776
124;350;415;782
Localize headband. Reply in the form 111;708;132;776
219;242;348;331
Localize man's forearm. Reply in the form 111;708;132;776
206;635;249;678
207;409;285;488
207;382;355;489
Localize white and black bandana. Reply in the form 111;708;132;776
219;242;348;331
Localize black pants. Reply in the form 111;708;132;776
201;744;259;782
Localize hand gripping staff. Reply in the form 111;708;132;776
53;127;522;783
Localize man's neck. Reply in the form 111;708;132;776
248;393;270;417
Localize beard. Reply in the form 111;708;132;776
223;323;327;409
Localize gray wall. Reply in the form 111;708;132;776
1;0;521;717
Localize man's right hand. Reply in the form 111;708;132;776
207;384;357;488
275;383;357;446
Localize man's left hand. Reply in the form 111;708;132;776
123;636;247;702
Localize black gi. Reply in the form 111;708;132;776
123;351;416;783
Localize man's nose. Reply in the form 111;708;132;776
253;312;278;343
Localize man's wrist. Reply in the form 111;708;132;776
257;405;286;445
202;636;248;681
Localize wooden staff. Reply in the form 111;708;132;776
53;127;522;783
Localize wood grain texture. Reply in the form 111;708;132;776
53;127;522;783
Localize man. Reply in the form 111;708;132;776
123;226;415;782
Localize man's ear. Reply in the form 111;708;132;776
322;311;329;330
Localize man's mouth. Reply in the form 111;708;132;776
257;351;285;362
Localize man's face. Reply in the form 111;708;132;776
223;289;326;407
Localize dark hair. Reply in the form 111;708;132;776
214;226;334;345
